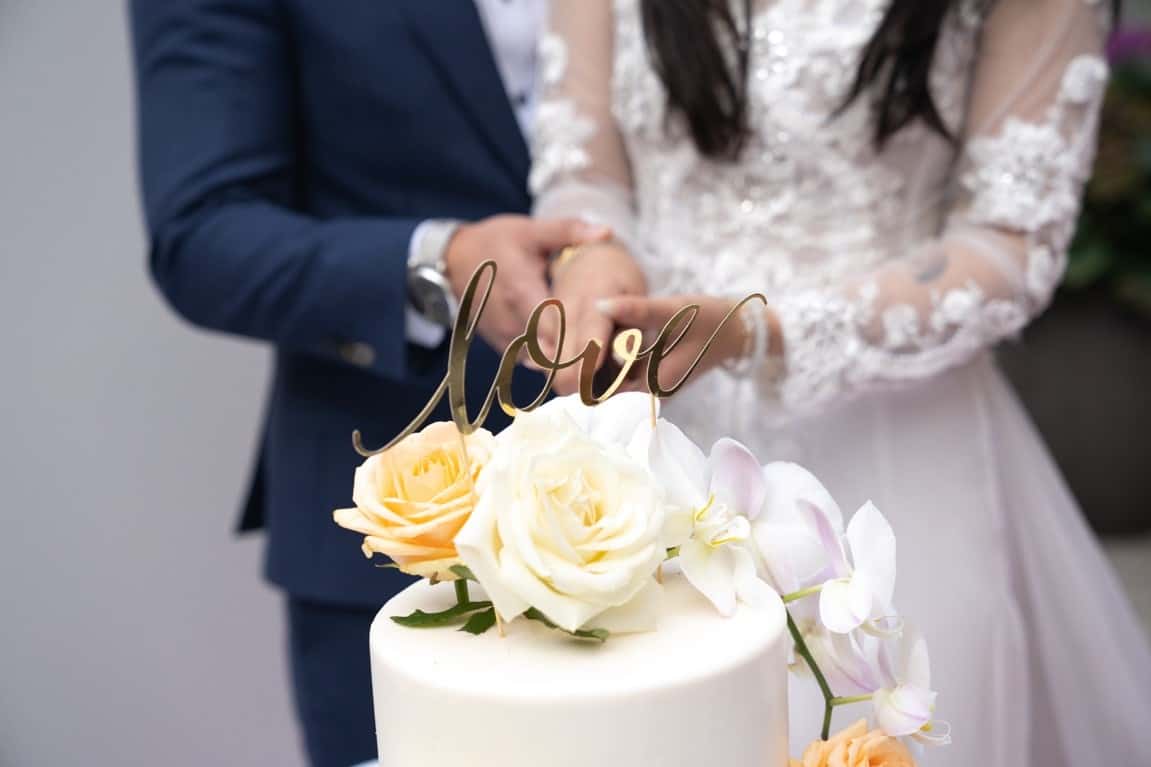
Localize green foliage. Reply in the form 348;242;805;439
523;608;610;643
391;601;492;628
459;607;498;635
1067;56;1151;318
449;564;477;581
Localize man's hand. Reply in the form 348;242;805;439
444;215;610;352
543;241;647;395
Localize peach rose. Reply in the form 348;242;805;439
790;720;916;767
333;422;495;579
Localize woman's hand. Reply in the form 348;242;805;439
542;241;647;395
598;294;779;393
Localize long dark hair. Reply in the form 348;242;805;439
640;0;960;157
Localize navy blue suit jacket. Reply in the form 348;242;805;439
130;0;542;606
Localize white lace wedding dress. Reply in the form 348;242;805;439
531;0;1151;764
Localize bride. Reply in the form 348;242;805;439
529;0;1151;764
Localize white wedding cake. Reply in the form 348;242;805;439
340;384;949;766
370;575;789;767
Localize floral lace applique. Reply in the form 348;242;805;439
529;33;600;194
531;0;1110;420
529;99;596;195
776;50;1108;413
963;56;1109;233
538;33;567;88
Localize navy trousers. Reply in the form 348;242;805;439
287;598;379;767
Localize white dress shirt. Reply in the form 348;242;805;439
474;0;547;134
405;0;546;348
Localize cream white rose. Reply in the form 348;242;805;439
455;393;665;633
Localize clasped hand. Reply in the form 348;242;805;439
543;241;758;396
444;215;753;396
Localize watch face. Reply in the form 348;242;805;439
410;268;455;327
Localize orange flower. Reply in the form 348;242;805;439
333;421;494;579
790;720;916;767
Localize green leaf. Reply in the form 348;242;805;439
374;562;402;570
449;564;477;581
523;608;610;643
1065;241;1115;289
390;601;492;628
577;627;611;642
459;607;497;635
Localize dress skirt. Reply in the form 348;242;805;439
665;353;1151;766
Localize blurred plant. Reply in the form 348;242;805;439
1065;28;1151;318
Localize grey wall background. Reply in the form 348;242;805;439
1;2;1148;767
0;3;304;765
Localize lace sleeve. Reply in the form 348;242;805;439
770;0;1111;413
530;0;639;250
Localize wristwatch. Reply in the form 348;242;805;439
407;219;462;329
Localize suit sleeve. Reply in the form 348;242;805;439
130;0;429;379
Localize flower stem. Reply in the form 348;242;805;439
782;584;824;604
830;695;872;707
454;578;469;606
786;610;836;741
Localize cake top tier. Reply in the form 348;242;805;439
371;575;786;701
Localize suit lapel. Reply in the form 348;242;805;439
400;0;531;186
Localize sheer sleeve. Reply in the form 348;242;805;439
530;0;640;250
770;0;1112;412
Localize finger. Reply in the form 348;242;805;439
533;302;561;363
551;319;596;395
514;273;551;320
529;218;613;253
546;301;609;393
552;319;586;395
615;353;651;393
577;311;614;368
618;377;648;394
552;364;580;396
596;295;682;331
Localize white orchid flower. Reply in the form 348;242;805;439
647;421;777;616
791;616;950;747
789;613;882;696
872;626;951;745
814;501;898;635
750;464;898;633
752;462;845;596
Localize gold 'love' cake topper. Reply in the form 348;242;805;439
353;260;766;456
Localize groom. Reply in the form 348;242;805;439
129;1;604;765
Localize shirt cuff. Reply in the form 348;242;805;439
405;305;447;347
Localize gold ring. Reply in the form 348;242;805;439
551;245;582;274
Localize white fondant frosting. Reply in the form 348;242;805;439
370;576;789;767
